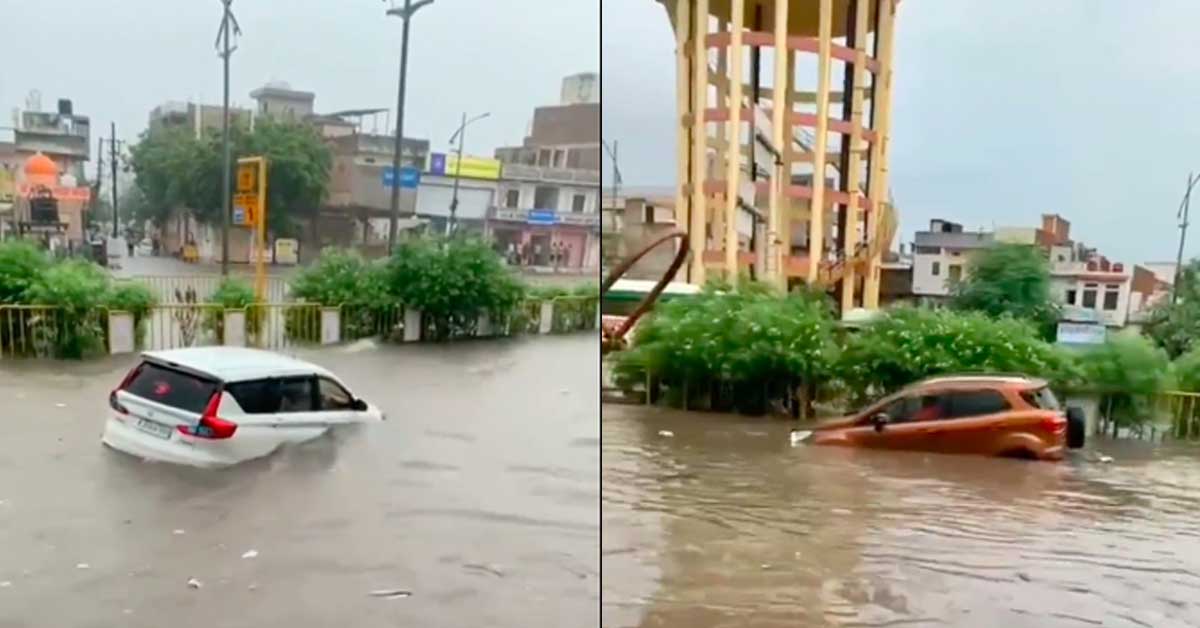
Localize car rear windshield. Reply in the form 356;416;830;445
124;362;219;414
1021;386;1061;411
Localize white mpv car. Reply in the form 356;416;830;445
102;347;384;467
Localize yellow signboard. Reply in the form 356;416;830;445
444;154;501;181
233;192;257;226
236;156;268;303
0;169;13;206
237;161;259;192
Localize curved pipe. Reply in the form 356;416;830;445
600;230;690;354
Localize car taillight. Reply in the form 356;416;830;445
109;390;128;415
177;392;238;440
1040;414;1067;435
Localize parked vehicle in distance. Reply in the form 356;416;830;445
102;347;384;467
798;375;1085;461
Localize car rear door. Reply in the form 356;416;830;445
938;389;1015;454
221;377;314;460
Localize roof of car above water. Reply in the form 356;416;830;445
140;347;333;382
909;374;1047;390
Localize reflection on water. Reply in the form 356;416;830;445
603;404;1200;628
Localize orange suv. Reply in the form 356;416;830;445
804;375;1085;460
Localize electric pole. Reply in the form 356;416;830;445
216;0;240;276
110;123;119;239
602;139;622;232
385;0;435;254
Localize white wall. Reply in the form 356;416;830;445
912;248;972;296
1052;276;1131;327
497;181;599;213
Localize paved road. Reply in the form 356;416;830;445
0;335;598;627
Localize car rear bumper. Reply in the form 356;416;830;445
101;417;227;468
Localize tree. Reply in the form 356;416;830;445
1144;259;1200;358
1079;330;1172;434
951;243;1059;339
127;120;331;235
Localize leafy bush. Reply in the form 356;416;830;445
24;260;111;358
107;281;157;348
289;248;394;340
205;277;259;342
611;282;838;414
0;240;50;304
1174;346;1200;392
839;307;1073;403
385;235;525;341
1079;331;1172;430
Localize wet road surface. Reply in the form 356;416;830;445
0;335;598;627
603;404;1200;628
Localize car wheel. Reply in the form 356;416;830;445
1066;406;1086;449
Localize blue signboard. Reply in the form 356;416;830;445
232;206;246;224
428;153;447;176
527;210;558;225
383;166;421;189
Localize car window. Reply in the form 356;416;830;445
318;378;354;411
880;394;944;423
944;390;1010;419
1021;387;1061;411
278;377;317;413
227;379;279;414
125;362;218;414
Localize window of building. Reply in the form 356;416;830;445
505;189;520;208
931;261;941;276
534;186;558;209
948;265;962;282
538;150;551;167
572;194;586;213
553;150;565;168
915;246;941;255
1066;289;1077;305
643;205;655;224
1103;290;1120;311
1082;289;1097;308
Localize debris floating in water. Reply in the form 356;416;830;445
832;508;853;516
172;529;186;536
55;403;66;408
1099;455;1114;463
0;581;11;588
187;578;203;589
75;563;90;570
369;588;412;599
241;549;258;559
657;430;675;438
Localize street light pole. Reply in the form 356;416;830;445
385;0;435;254
1173;171;1198;304
216;0;240;276
447;111;490;235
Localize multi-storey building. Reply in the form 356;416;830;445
911;219;993;301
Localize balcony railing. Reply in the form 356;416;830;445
500;163;600;185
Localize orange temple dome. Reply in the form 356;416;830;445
23;153;59;178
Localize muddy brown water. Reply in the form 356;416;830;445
603;404;1200;628
0;335;598;627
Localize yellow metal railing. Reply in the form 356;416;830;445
1156;391;1200;440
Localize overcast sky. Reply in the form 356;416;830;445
602;0;1200;264
1;0;598;164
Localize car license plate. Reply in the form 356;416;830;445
136;418;172;440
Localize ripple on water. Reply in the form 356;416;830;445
603;404;1200;628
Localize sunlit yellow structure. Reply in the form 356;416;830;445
656;0;899;310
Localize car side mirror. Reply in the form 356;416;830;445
871;413;890;432
352;398;368;412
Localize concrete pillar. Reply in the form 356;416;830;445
724;0;745;286
768;0;789;291
539;301;555;335
223;310;246;347
108;311;135;355
689;0;710;287
320;307;340;345
477;312;494;337
403;308;422;342
864;0;897;309
808;0;834;285
841;0;870;312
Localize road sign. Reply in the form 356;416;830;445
232;192;257;226
383;166;421;189
237;161;259;192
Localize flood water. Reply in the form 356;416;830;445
603;404;1200;628
0;335;598;627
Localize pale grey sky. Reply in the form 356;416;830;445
602;0;1200;264
1;0;598;162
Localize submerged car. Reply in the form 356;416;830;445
799;375;1085;461
102;347;384;467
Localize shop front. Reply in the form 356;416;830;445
486;208;600;270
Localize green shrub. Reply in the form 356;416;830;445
24;260;110;358
289;248;394;340
205;277;259;342
1174;346;1200;392
107;282;157;348
0;240;50;304
1079;331;1172;430
611;281;838;414
385;235;525;341
839;307;1073;404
